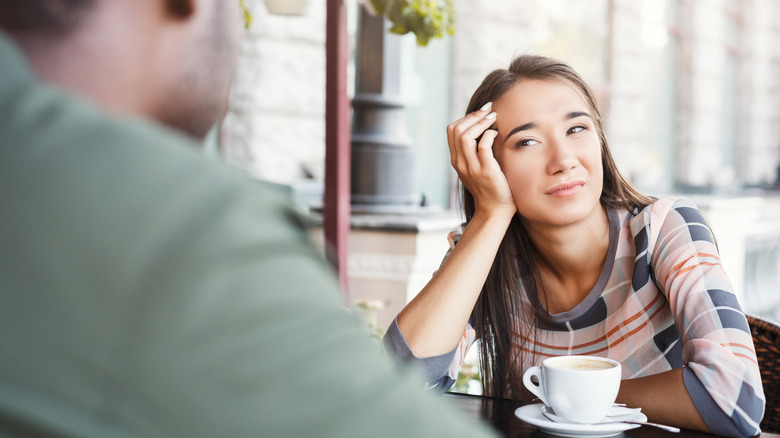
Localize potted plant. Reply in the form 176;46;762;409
361;0;456;46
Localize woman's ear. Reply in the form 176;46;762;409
165;0;195;18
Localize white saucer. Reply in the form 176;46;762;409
515;403;642;437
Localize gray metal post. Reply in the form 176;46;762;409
351;6;419;211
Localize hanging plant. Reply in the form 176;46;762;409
365;0;456;47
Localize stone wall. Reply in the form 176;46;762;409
448;1;535;121
221;0;328;184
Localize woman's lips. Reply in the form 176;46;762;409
546;181;585;197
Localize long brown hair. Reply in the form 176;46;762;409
461;55;653;399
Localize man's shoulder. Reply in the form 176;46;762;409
0;59;273;202
0;55;301;257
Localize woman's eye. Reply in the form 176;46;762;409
515;138;539;148
567;125;586;135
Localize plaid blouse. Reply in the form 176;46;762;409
384;197;765;437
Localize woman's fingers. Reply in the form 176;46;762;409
447;109;514;213
476;128;499;163
458;114;497;173
448;106;497;172
446;103;514;213
447;103;493;158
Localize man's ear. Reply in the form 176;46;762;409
165;0;195;18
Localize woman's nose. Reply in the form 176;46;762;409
546;136;578;174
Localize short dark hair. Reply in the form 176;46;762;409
0;0;96;36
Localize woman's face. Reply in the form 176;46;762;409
491;79;604;229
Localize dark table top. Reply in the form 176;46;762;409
443;392;776;438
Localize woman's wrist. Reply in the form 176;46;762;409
472;204;516;227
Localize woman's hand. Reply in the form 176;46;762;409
447;102;516;218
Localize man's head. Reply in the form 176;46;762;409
0;0;96;36
0;0;243;140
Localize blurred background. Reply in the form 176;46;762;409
212;0;780;330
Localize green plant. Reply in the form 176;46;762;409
354;299;386;341
240;0;253;29
368;0;456;46
451;362;482;394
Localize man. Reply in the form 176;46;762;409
0;1;497;436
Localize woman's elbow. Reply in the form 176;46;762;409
707;392;765;438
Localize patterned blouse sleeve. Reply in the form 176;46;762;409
381;226;478;392
649;197;765;437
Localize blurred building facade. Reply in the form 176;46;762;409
221;0;780;323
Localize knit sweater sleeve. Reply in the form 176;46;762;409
383;317;476;392
648;197;765;437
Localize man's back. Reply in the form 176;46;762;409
0;33;496;437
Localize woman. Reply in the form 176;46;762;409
383;55;764;437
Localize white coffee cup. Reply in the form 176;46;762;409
522;355;621;424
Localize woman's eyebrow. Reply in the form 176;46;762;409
503;112;592;142
504;121;536;142
567;111;592;120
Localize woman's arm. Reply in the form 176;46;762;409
397;208;514;357
395;103;517;358
641;198;765;437
617;368;709;432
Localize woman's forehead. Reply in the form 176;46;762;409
495;78;592;116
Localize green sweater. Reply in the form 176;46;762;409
0;32;496;438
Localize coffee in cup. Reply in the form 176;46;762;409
522;355;621;424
